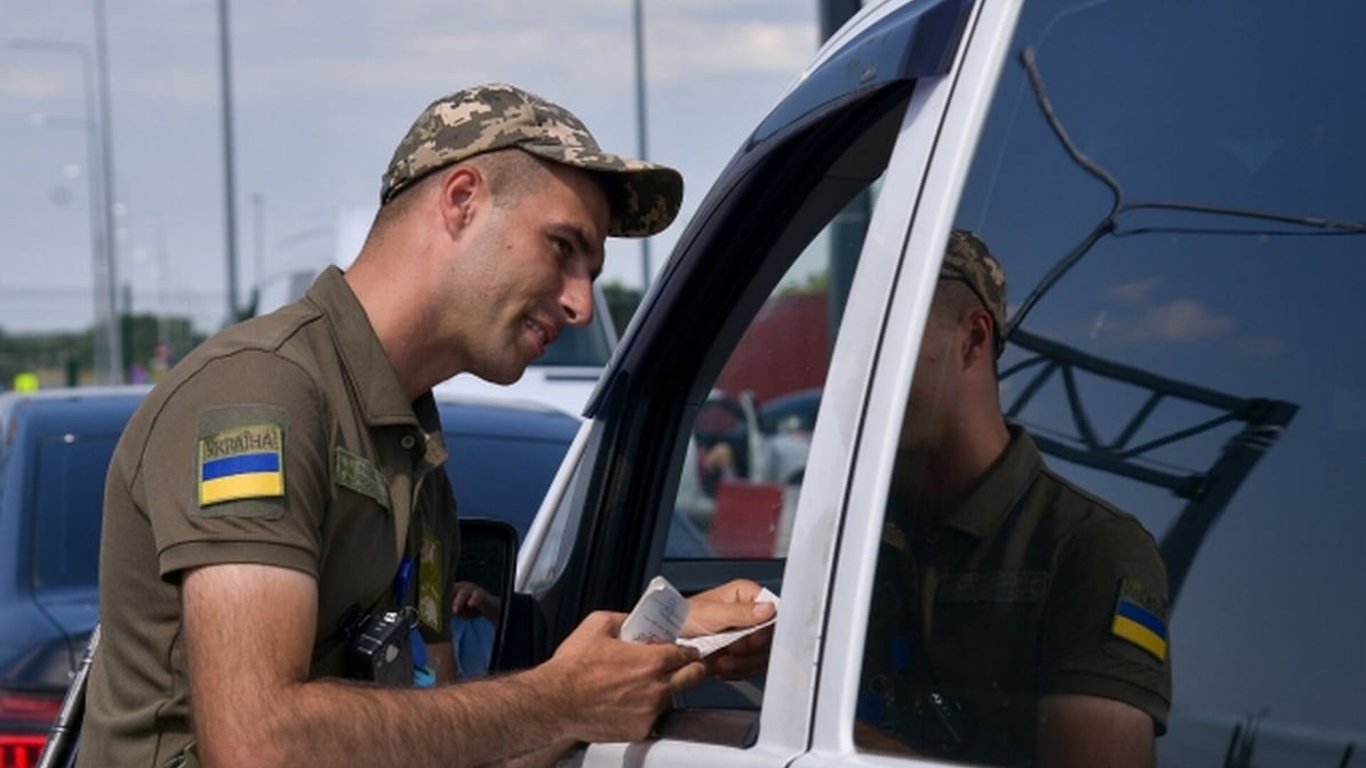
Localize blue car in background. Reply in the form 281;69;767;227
0;387;146;766
0;386;586;763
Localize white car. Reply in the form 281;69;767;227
510;1;1365;766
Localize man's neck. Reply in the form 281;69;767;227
893;416;1011;527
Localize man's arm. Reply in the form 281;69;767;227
183;563;705;768
1037;693;1155;768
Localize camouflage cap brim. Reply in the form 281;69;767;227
517;144;682;238
381;83;683;238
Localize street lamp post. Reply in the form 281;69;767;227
7;36;122;384
633;0;652;292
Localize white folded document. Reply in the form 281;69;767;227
621;575;779;657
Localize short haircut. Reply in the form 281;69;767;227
931;278;985;327
932;278;1001;377
368;148;551;236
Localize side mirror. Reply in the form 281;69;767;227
452;518;518;678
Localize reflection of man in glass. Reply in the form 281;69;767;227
857;230;1171;767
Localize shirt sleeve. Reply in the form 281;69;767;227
137;350;330;581
1037;508;1173;732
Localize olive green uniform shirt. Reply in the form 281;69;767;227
79;267;461;767
860;426;1171;767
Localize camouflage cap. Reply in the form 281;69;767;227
941;229;1008;356
380;83;683;238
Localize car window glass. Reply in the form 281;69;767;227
856;0;1366;765
442;432;572;543
669;180;881;562
33;434;119;590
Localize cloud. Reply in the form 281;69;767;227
1107;276;1161;304
648;19;817;83
1110;299;1235;343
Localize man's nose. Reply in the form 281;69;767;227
560;273;594;327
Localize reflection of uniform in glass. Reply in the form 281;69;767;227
859;425;1171;766
857;230;1171;766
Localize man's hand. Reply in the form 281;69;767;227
680;579;776;679
451;580;502;623
540;611;706;744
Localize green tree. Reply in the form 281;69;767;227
601;280;644;339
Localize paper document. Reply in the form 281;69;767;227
677;588;779;657
620;576;691;644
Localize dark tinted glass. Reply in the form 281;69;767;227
442;433;572;542
32;434;119;589
936;0;1365;764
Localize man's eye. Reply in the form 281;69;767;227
551;237;571;258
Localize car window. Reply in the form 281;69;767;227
32;434;120;590
441;431;571;543
671;200;880;562
856;0;1366;764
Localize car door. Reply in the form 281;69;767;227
512;0;983;765
521;0;1366;764
809;0;1366;766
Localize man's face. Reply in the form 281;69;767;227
448;162;610;385
898;301;962;455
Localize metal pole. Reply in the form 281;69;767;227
820;0;866;353
218;0;241;325
7;37;117;384
632;0;652;291
92;0;123;383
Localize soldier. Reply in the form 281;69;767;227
79;83;773;768
857;230;1171;767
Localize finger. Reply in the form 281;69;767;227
687;600;775;635
584;610;627;636
718;578;764;602
668;659;708;691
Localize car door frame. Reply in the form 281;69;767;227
512;0;999;765
789;0;1025;765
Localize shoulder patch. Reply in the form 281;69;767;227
197;406;287;510
1110;577;1168;662
335;446;391;511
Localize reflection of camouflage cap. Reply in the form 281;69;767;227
380;83;683;238
942;229;1008;356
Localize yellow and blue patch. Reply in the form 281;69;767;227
1111;578;1168;662
198;423;285;506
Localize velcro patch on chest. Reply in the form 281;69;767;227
1110;577;1168;662
334;446;391;511
198;419;285;507
936;571;1049;603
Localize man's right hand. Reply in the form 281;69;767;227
540;611;706;743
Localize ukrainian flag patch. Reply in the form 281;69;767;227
198;422;285;507
1110;577;1168;662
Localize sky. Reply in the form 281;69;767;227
0;0;819;335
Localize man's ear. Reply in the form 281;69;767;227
962;309;995;370
437;165;482;238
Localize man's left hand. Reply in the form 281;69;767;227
681;579;776;680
